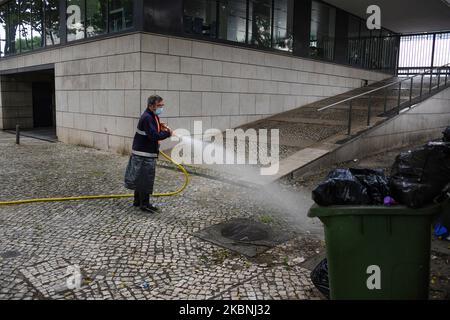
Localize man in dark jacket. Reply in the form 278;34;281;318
124;95;172;213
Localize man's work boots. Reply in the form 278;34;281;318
134;191;159;213
140;204;160;213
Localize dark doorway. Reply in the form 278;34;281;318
32;82;55;128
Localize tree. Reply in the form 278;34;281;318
86;0;108;37
45;0;60;46
250;1;272;48
252;15;271;48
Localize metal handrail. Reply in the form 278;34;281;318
315;62;450;135
318;62;450;112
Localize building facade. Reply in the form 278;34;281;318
0;0;395;152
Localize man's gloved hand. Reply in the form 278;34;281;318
160;123;173;136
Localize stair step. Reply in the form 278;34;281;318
269;116;348;126
299;104;397;112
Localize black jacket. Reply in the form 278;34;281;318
132;109;171;157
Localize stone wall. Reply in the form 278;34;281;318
0;76;33;130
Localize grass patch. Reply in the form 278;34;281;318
283;256;291;270
212;249;231;265
259;215;274;224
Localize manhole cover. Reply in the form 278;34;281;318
195;218;294;257
221;222;269;241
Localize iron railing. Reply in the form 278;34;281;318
318;63;450;135
398;31;450;76
347;34;400;74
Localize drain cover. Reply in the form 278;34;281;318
195;218;293;257
221;222;269;241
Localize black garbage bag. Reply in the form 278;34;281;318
390;142;450;208
443;127;450;142
432;183;450;204
350;168;390;205
312;169;370;206
310;258;329;299
433;183;450;230
312;168;389;206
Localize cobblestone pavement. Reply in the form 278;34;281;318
0;131;324;300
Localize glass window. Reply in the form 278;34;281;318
359;24;383;69
348;15;360;39
310;0;336;60
86;0;107;37
371;28;382;38
20;0;33;52
272;0;293;51
45;0;60;46
109;0;133;33
347;15;361;66
183;0;291;51
249;0;272;48
0;4;7;57
381;35;397;71
67;0;85;41
359;20;371;39
381;28;394;37
9;1;19;54
359;20;371;68
369;29;382;69
183;0;217;38
217;0;247;43
32;0;44;49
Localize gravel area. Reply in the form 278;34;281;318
241;120;347;144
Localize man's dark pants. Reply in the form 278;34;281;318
133;190;151;207
125;155;157;208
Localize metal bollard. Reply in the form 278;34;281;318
16;124;20;145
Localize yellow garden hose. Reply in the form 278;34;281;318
0;151;189;206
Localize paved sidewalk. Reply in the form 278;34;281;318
0;131;323;300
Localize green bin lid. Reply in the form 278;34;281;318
308;201;445;218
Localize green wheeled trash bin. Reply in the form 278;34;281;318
308;203;445;300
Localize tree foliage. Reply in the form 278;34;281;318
0;0;60;55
